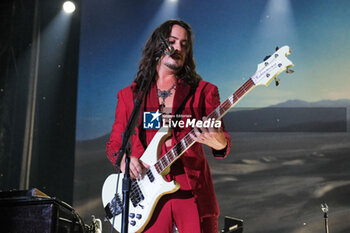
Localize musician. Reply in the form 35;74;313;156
106;19;231;233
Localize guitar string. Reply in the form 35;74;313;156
130;181;142;199
129;66;282;200
129;181;145;199
121;61;284;217
155;78;255;173
157;78;254;171
128;74;275;200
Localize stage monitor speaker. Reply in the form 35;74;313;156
221;216;243;233
0;189;85;233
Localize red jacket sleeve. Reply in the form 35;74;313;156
204;84;231;158
106;86;146;168
106;90;128;166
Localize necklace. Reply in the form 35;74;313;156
157;83;176;112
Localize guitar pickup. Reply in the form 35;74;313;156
131;180;145;207
146;169;155;182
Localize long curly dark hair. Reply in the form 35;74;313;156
133;20;202;91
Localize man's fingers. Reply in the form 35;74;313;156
192;127;203;142
142;162;150;169
189;133;197;142
128;158;150;179
134;162;143;174
130;167;138;179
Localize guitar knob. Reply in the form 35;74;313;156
263;55;271;61
136;214;142;219
275;78;280;86
129;213;135;219
130;220;136;226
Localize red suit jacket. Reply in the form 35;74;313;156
106;79;231;218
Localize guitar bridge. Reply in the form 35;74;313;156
105;193;123;219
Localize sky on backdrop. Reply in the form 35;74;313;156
76;0;350;140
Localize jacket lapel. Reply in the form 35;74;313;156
172;80;191;115
145;82;160;111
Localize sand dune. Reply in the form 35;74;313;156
74;132;350;232
313;180;350;198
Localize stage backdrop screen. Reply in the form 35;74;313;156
75;1;350;232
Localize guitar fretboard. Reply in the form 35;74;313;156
154;78;255;174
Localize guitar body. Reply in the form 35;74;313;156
101;126;180;233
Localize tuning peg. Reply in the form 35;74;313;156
263;55;271;62
286;67;294;74
275;46;279;51
275;78;280;86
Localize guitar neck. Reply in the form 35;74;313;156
154;78;256;174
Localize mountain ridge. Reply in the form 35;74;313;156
76;99;350;143
268;98;350;108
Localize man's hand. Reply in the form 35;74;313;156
120;154;150;179
189;116;227;150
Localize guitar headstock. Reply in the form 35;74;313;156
251;46;294;87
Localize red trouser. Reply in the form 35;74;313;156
143;190;218;233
